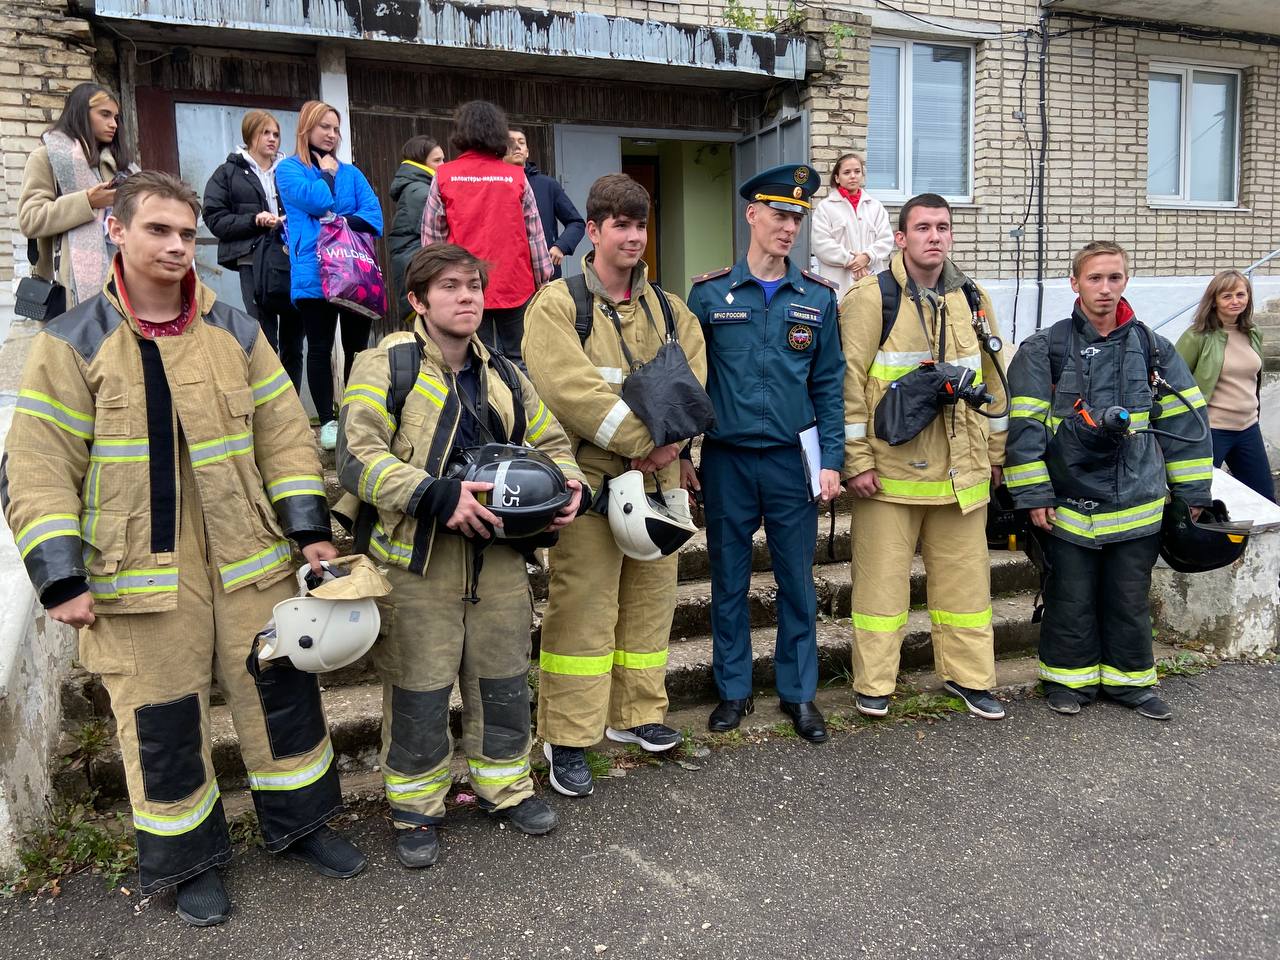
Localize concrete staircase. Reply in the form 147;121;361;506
1256;295;1280;372
55;457;1043;803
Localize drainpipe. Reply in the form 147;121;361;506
1034;13;1049;331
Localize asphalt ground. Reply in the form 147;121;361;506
2;663;1277;960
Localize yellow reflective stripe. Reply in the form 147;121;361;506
467;758;531;787
360;452;402;504
16;389;94;438
251;368;292;406
930;606;993;629
267;474;327;502
869;349;930;382
90;437;150;462
412;374;448;409
189;431;254;467
218;540;291;589
248;744;333;791
613;648;669;670
1156;386;1207;414
1010;396;1051;420
527;401;552;442
15;513;80;557
1038;662;1100;688
1165;458;1213;482
539;649;615;677
385;768;452;801
879;477;954;499
1053;499;1165;540
133;783;220;836
853;611;909;633
1005;460;1050;489
370;522;413;565
88;568;179;598
1100;664;1158;686
954;479;990;510
342;383;395;428
1129;410;1150;429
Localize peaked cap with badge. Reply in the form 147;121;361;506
739;163;819;215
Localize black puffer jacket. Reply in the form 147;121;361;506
388;160;435;322
203;151;275;268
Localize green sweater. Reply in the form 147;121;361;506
1174;325;1264;404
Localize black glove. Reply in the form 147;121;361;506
414;478;462;523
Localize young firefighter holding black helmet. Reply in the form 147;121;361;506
1005;241;1215;720
336;243;586;868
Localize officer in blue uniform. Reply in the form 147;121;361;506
686;163;845;743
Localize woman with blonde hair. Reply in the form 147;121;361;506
18;82;138;310
203;109;303;390
810;151;893;300
1176;269;1274;502
276;100;383;449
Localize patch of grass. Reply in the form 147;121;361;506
825;711;854;733
768;721;799;739
584;750;613;780
227;810;261;847
3;796;135;898
61;720;113;791
617;744;661;769
886;690;965;723
702;729;747;751
1156;652;1212;678
822;659;856;690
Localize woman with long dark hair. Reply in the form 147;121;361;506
18;82;137;308
276;100;383;450
810;151;892;300
421;100;552;367
1176;269;1274;502
203;109;304;390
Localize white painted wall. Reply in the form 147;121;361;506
317;44;353;165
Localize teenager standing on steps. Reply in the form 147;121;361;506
2;172;365;927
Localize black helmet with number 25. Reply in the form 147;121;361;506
446;443;572;540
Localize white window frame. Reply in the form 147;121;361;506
1146;62;1242;208
869;37;975;205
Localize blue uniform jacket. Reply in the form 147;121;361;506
275;155;384;302
687;258;845;471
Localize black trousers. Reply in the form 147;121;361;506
294;298;372;421
1038;532;1161;706
479;300;530;370
237;266;303;394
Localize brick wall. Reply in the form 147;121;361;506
0;1;96;297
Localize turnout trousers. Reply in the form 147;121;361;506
375;538;536;826
850;498;996;697
1037;532;1161;706
79;452;341;895
537;463;679;748
702;441;819;703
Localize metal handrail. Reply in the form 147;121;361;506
1150;246;1280;330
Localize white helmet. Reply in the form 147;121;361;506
257;555;391;673
606;470;697;561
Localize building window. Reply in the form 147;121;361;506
1147;64;1240;206
867;40;973;202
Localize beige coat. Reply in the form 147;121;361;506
810;190;894;300
17;144;118;291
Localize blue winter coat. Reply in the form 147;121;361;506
275;154;383;302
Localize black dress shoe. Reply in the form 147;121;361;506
708;697;754;732
779;700;829;744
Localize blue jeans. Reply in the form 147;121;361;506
1211;423;1276;503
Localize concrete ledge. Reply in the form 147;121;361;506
1151;469;1280;659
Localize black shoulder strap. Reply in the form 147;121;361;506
1136;320;1161;376
960;279;983;316
488;353;526;444
566;273;594;345
877;271;899;346
648;283;677;340
387;341;421;421
1048;318;1073;389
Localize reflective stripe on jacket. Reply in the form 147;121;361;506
1004;303;1214;548
2;265;329;610
335;319;585;574
838;252;1009;514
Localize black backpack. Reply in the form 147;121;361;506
565;272;676;344
876;270;984;347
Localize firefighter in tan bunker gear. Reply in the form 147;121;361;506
523;174;708;799
1;173;365;927
839;193;1011;721
337;243;586;868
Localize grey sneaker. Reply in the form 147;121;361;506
543;742;593;797
943;681;1007;720
855;693;890;717
605;723;682;752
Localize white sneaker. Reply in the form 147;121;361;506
318;420;339;451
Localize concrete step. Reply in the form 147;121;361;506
57;593;1042;802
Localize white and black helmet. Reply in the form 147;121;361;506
447;443;572;540
257;556;390;673
606;470;697;561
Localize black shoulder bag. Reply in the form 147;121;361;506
15;237;67;321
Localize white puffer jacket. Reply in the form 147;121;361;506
810;190;894;300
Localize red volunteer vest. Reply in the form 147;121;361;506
436;151;534;309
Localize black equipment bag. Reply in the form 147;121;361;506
15;238;67;322
873;362;953;446
253;224;294;313
567;273;715;447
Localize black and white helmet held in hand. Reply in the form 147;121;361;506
606;469;697;561
257;555;391;672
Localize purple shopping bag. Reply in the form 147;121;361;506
317;215;388;320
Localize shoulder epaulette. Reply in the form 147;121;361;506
691;266;732;284
801;269;838;291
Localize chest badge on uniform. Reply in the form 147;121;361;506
788;324;813;351
725;291;734;304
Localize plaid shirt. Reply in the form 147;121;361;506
420;176;554;287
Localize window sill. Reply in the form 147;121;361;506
1146;202;1250;213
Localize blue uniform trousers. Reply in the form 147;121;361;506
702;440;818;702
